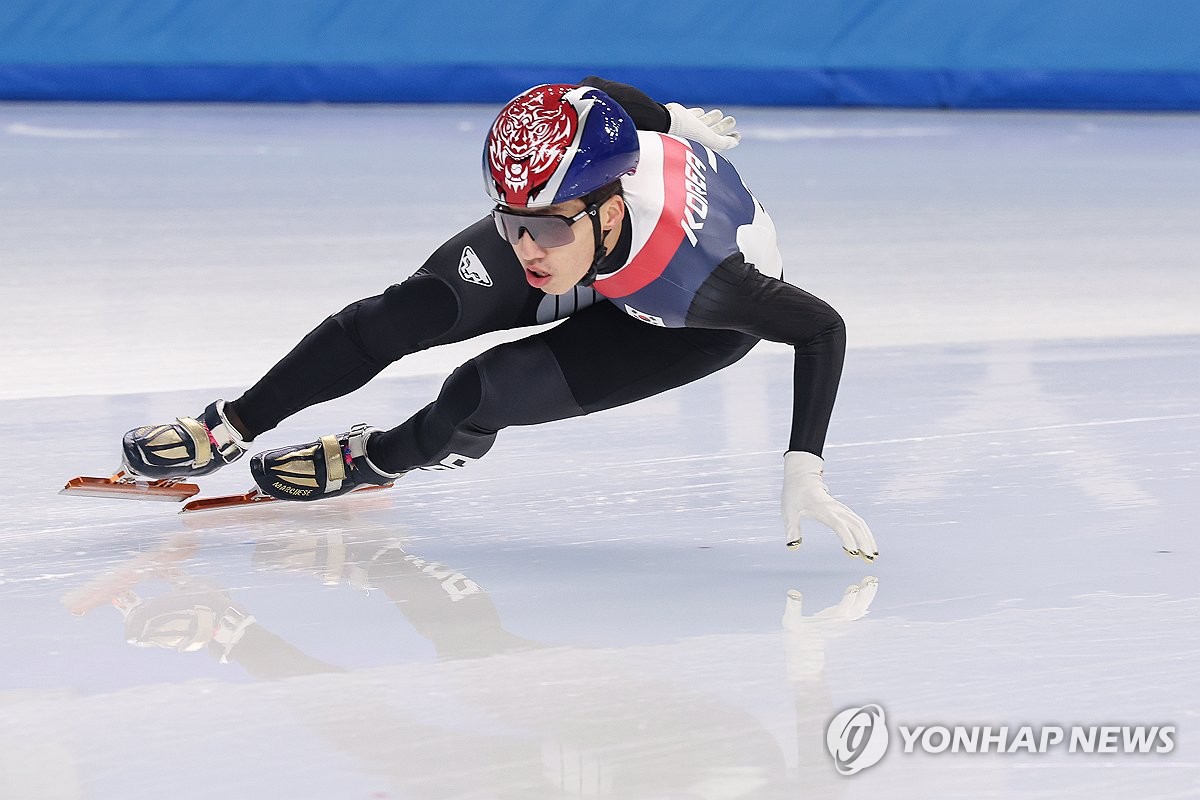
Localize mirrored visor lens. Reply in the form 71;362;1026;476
491;209;577;248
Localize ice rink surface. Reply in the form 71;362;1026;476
1;102;1198;798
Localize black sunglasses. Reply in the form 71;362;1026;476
491;204;596;248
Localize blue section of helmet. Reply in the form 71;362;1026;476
552;88;641;204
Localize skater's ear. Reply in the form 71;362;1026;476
577;178;625;236
598;191;625;230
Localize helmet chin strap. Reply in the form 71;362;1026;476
578;202;607;288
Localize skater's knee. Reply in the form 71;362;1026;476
332;276;460;364
439;360;486;426
433;354;515;437
468;338;580;429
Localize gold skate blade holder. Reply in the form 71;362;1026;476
60;470;201;502
180;481;395;514
180;487;278;513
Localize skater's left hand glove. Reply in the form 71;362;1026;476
666;103;741;151
782;451;878;563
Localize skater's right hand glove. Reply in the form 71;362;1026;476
782;451;878;563
666;103;741;151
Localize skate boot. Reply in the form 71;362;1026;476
122;400;250;480
250;424;402;502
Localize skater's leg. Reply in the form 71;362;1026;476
229;275;460;438
369;334;585;472
368;302;758;473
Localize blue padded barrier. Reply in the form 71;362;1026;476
1;1;1198;108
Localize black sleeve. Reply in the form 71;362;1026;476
580;75;671;133
686;255;846;457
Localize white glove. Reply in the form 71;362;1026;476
666;102;741;151
782;451;878;562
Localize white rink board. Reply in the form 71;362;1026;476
1;104;1198;400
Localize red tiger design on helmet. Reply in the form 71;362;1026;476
486;84;579;207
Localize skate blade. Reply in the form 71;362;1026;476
180;488;276;513
60;473;200;502
179;481;395;514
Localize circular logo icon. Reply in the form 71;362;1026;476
826;704;889;775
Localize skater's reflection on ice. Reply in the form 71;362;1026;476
62;521;878;798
